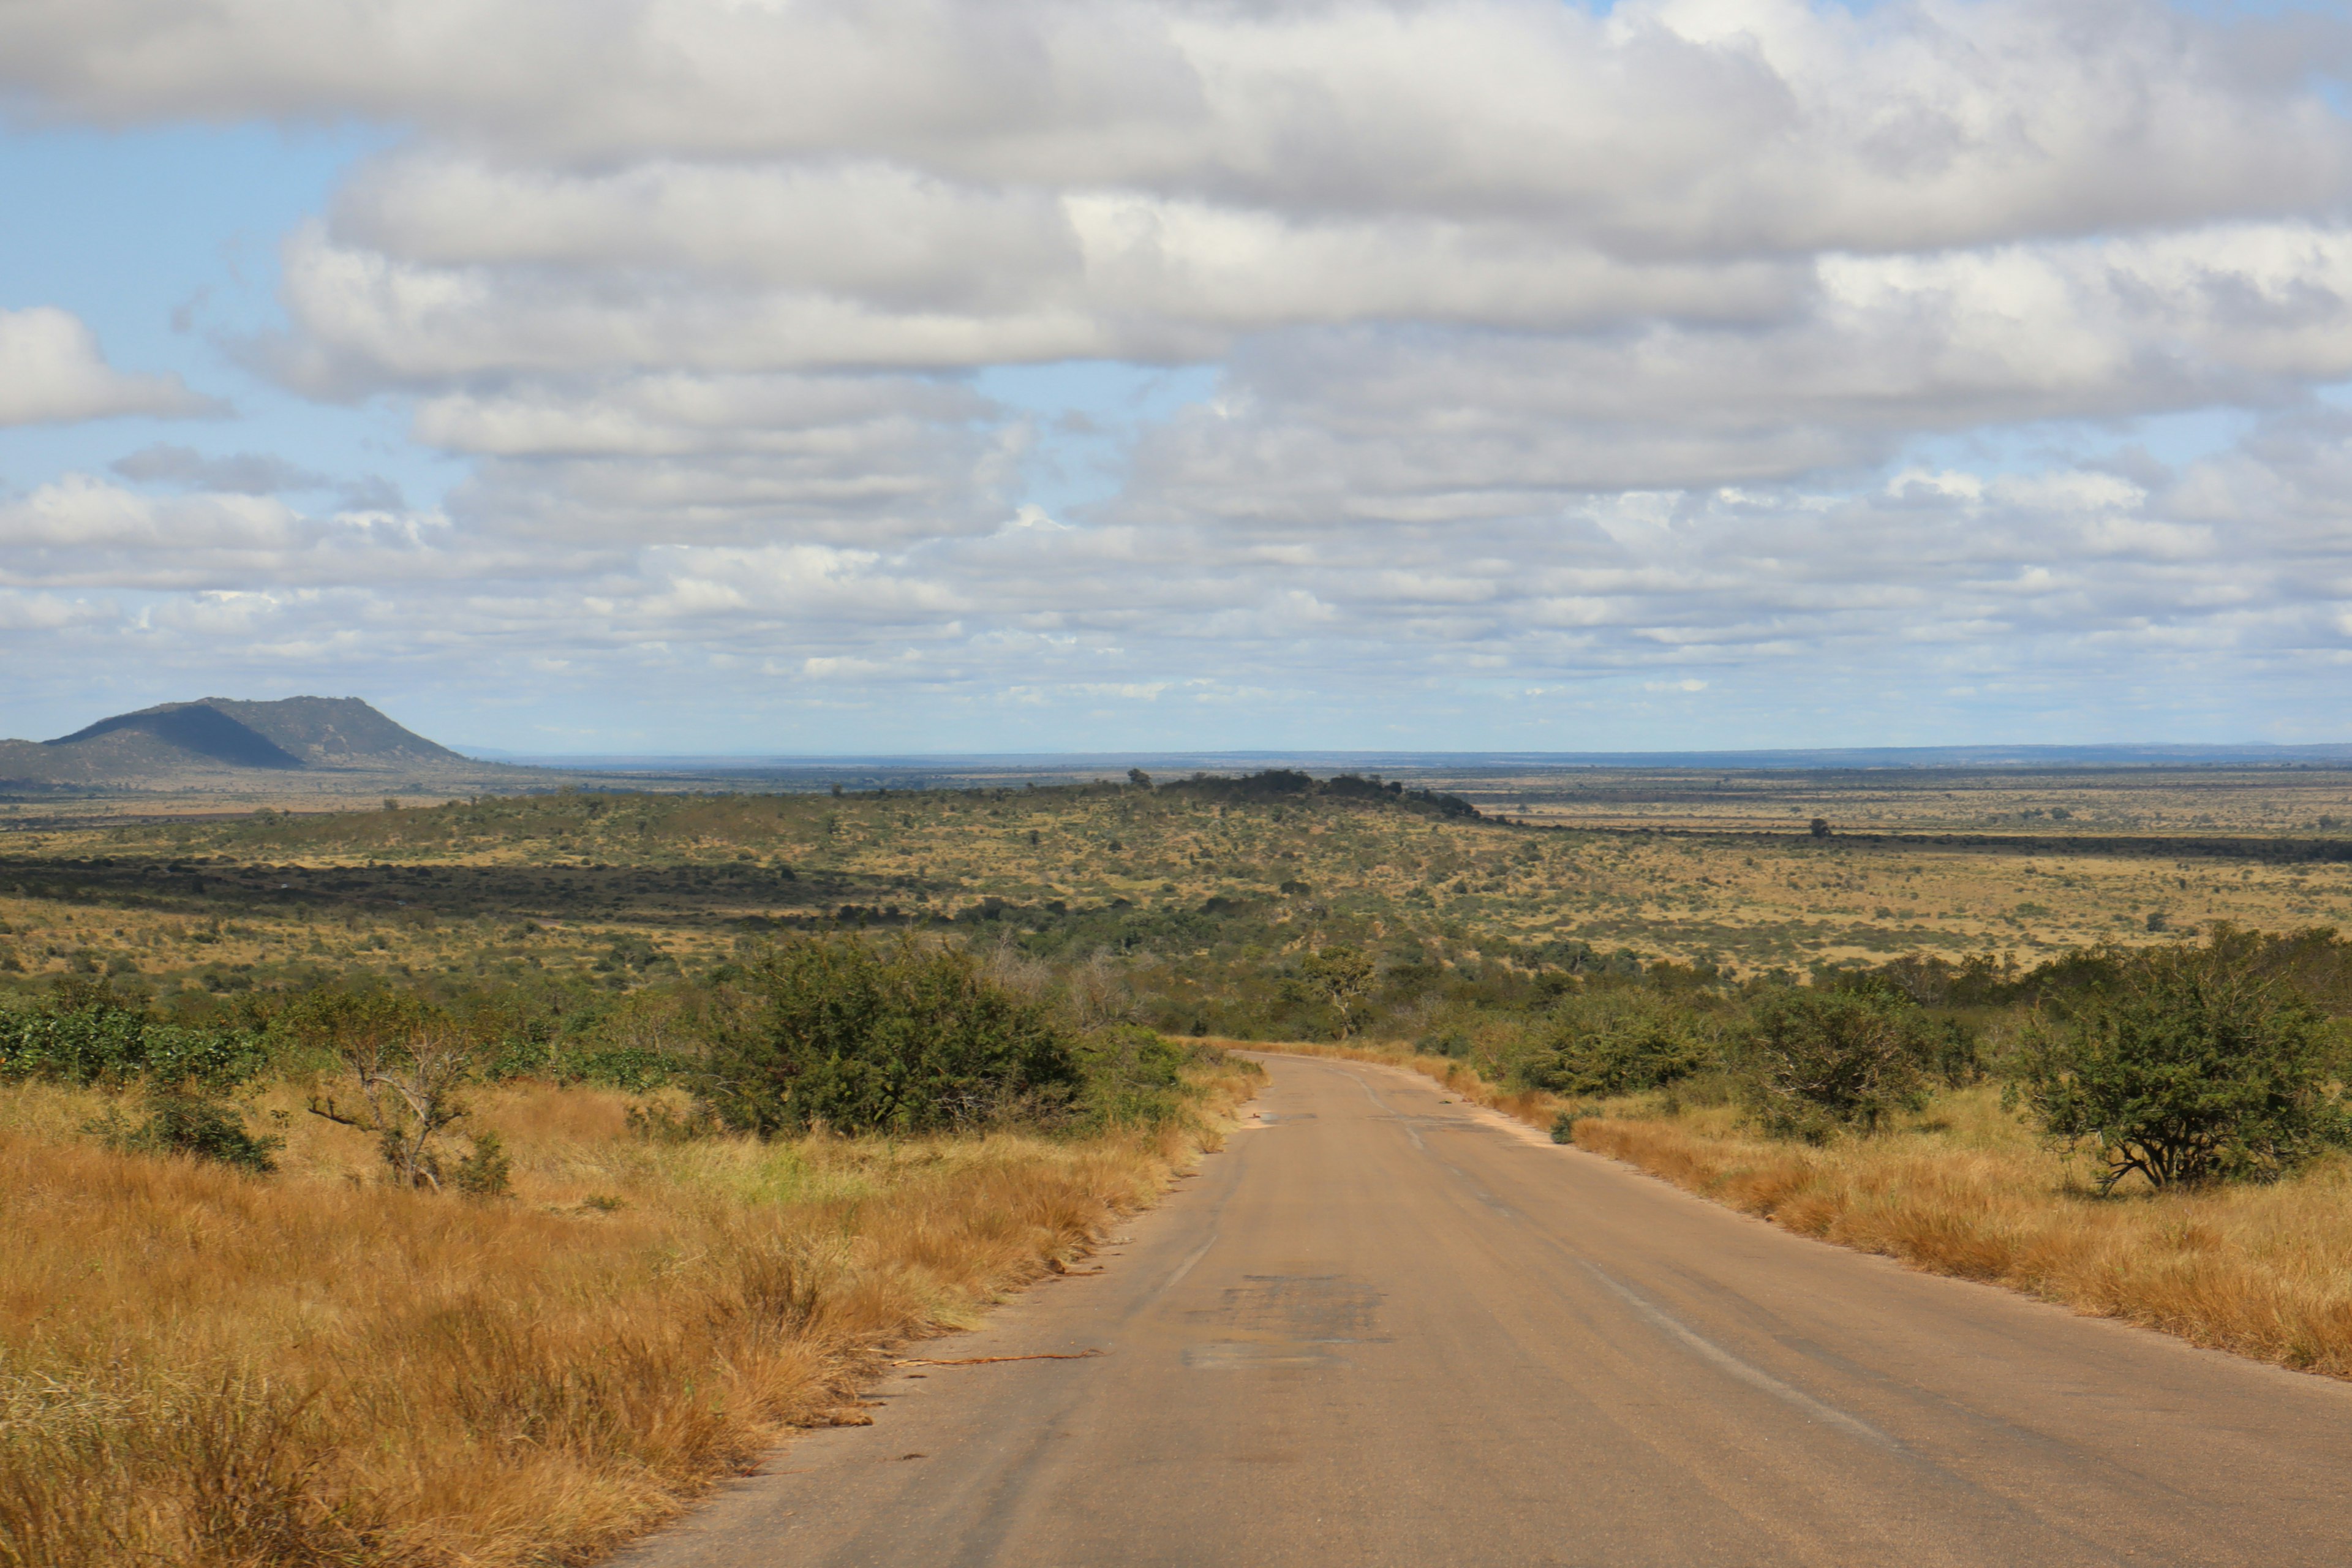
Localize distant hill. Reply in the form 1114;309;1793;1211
0;696;505;792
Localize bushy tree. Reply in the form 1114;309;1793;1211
1298;944;1377;1038
1523;987;1710;1096
700;935;1079;1136
2012;943;2348;1191
1733;987;1952;1140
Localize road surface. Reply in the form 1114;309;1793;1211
619;1053;2352;1567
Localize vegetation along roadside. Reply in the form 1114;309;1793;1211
0;935;1260;1568
1257;924;2352;1381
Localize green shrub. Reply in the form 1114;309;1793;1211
2012;944;2349;1191
452;1131;513;1197
0;988;271;1091
1523;989;1710;1096
1732;987;1950;1140
1417;1027;1473;1060
483;1035;677;1090
1071;1023;1195;1129
88;1087;283;1174
698;935;1079;1136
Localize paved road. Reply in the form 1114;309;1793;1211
620;1054;2352;1567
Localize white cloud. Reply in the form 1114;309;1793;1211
0;307;216;425
3;0;2352;746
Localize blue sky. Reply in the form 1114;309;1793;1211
3;0;2351;756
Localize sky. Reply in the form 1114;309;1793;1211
4;0;2352;756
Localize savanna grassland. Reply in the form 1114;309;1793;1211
7;763;2352;1567
0;773;1282;1566
5;766;2352;1016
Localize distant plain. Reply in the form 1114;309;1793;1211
6;757;2352;1003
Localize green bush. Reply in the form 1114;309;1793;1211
698;935;1079;1136
1523;988;1711;1096
452;1131;513;1197
483;1035;677;1090
2012;944;2349;1191
0;988;271;1091
88;1087;283;1174
1732;987;1951;1140
1070;1023;1196;1129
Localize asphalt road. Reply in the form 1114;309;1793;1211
619;1054;2352;1567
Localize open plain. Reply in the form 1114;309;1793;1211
7;763;2352;1005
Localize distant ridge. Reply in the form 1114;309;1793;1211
1;696;498;793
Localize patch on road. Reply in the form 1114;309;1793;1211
1184;1273;1389;1369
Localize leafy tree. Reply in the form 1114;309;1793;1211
699;935;1079;1136
2012;943;2348;1191
1298;944;1378;1038
1733;987;1947;1140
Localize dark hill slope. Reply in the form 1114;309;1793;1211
0;696;508;791
47;703;304;769
196;697;467;767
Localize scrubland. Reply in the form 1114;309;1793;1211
6;766;2352;1008
0;1060;1255;1568
6;764;2352;1568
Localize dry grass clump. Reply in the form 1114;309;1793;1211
0;1061;1257;1568
1237;1039;2352;1382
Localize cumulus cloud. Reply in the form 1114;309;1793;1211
0;307;216;426
6;1;2345;243
4;0;2352;744
0;475;470;592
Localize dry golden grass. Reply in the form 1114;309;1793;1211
1236;1039;2352;1382
1568;1104;2352;1377
0;1060;1259;1568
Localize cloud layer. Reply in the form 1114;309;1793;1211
4;0;2352;747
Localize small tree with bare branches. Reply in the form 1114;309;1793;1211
296;995;494;1192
